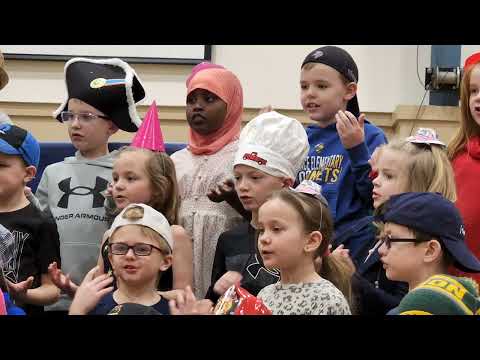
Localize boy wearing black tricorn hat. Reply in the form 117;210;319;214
35;58;146;313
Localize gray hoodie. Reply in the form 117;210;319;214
36;151;118;311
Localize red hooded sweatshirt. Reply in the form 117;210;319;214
451;136;480;284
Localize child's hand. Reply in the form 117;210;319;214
213;271;243;296
158;289;186;302
336;110;366;149
207;179;236;203
105;182;113;197
368;147;382;180
315;245;356;276
5;276;34;302
24;186;33;198
331;245;356;276
169;286;213;315
68;266;114;315
48;262;79;298
257;105;274;115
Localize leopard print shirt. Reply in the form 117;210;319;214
257;280;351;315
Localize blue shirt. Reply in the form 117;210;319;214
296;121;387;260
3;292;26;315
89;292;170;315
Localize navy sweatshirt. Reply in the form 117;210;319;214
296;121;387;262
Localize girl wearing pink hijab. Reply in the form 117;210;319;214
171;63;244;297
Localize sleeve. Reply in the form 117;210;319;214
27;192;42;211
35;167;53;218
346;130;387;207
36;217;61;274
204;232;228;302
352;272;407;315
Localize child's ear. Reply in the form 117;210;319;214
344;82;358;102
107;121;119;136
282;178;294;188
305;230;322;253
24;165;36;184
423;239;443;264
159;254;173;272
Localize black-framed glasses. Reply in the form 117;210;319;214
108;242;163;256
60;111;109;124
380;234;428;249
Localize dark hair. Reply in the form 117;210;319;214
413;229;454;268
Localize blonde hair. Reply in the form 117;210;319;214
109;146;180;225
267;189;353;309
380;139;457;202
301;62;351;85
110;206;171;254
448;63;480;160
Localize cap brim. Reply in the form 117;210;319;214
443;238;480;273
0;139;21;158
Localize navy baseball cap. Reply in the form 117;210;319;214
301;46;360;118
0;124;40;168
380;192;480;273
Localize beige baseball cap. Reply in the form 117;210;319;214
106;203;173;252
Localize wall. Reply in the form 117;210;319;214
0;45;472;143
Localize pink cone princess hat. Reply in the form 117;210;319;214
131;101;165;152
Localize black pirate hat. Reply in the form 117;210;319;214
53;58;146;132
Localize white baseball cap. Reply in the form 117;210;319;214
106;203;173;252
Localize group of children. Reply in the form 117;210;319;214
0;45;479;315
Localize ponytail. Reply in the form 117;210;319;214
320;254;355;313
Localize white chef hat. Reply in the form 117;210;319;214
234;111;309;179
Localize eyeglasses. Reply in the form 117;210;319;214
380;234;428;249
60;111;109;124
108;242;163;256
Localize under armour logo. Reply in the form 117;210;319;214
57;176;109;209
312;50;324;59
246;253;280;279
460;225;466;237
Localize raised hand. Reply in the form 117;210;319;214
169;286;213;315
48;262;78;298
207;179;236;203
213;271;243;296
257;105;274;115
5;276;34;302
68;266;114;315
336;110;366;149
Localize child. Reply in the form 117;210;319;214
50;104;193;294
376;192;480;314
256;184;352;315
296;46;387;263
205;111;309;301
36;57;146;312
171;64;244;297
98;146;192;291
395;274;480;315
352;128;457;315
68;203;173;315
447;52;480;284
0;124;61;314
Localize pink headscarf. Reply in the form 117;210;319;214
187;67;243;155
186;62;225;87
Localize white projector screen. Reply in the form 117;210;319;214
1;45;211;64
